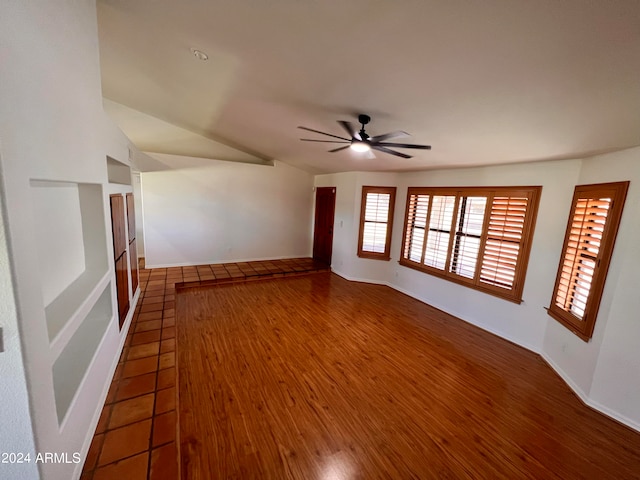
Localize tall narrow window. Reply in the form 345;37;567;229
424;195;456;270
547;181;629;341
358;186;396;260
401;186;541;303
451;196;486;279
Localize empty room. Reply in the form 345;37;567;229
2;1;640;479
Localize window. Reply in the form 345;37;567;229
547;182;629;341
358;186;397;260
401;186;541;303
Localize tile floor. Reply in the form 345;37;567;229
81;258;329;480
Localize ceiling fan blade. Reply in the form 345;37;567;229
372;145;413;159
328;145;351;153
374;142;431;150
300;139;350;143
369;130;409;143
337;120;359;140
298;126;350;141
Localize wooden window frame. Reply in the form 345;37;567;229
357;186;397;261
547;181;629;341
400;186;542;303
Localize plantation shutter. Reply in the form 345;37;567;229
423;195;455;270
403;193;430;263
358;186;396;260
547;182;629;341
400;186;541;303
451;196;487;279
479;195;530;290
554;197;610;318
362;192;391;254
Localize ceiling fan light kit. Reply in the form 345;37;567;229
298;114;431;159
350;141;371;152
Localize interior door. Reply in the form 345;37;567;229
110;194;129;329
313;187;336;265
126;193;138;294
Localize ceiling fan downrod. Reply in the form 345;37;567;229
358;114;371;140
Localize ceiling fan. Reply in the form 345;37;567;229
298;114;431;159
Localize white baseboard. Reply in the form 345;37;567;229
330;269;390;286
541;353;640;433
330;270;539;353
389;282;540;354
331;270;640;434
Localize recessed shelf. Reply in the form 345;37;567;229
30;181;86;305
46;270;110;350
52;283;112;424
29;180;109;342
107;156;132;185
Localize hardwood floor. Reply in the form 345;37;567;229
177;273;640;479
81;258;327;480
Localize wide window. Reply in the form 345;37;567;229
401;186;542;303
547;181;629;341
358;186;397;260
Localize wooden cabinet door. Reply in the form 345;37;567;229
115;254;130;328
126;193;136;244
129;239;138;294
110;195;127;259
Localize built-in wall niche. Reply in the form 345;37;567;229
29;180;109;342
52;283;112;424
107;156;132;185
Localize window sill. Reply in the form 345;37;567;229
546;307;592;342
358;253;391;261
397;259;523;304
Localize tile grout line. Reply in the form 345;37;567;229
87;290;143;477
145;268;167;480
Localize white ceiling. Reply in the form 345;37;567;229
97;0;640;174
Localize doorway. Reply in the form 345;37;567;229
312;187;336;265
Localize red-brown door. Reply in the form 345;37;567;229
114;254;129;329
126;193;136;244
110;194;130;329
313;187;336;265
126;193;139;294
110;195;127;259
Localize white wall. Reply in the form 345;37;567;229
318;150;640;431
0;178;39;479
142;154;313;267
318;160;581;351
542;148;640;430
392;160;581;352
30;183;86;306
0;1;138;478
132;172;145;256
315;171;399;284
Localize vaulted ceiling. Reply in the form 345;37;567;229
97;0;640;174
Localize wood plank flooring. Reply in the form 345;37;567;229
176;273;640;479
81;258;328;480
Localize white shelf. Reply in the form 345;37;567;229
107;156;132;185
52;283;113;424
48;270;111;359
29;179;116;425
29;180;110;344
